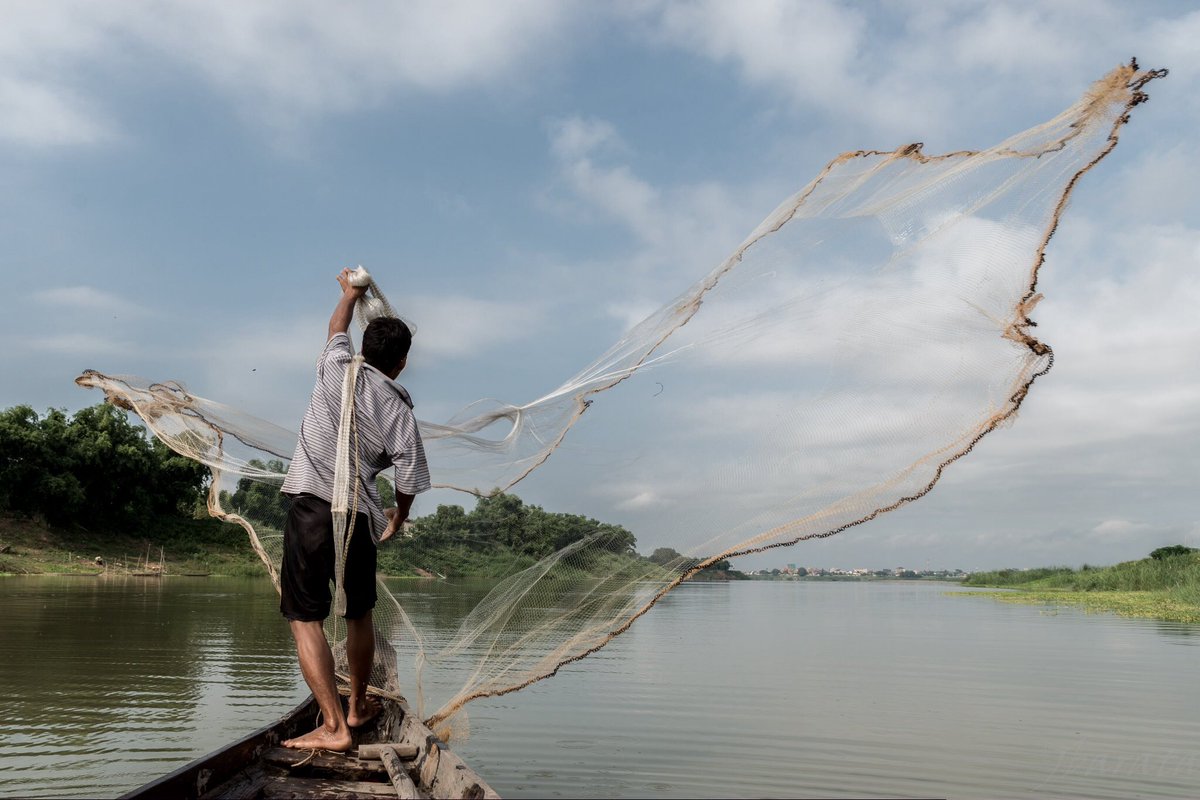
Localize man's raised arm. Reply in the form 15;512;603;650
329;267;367;340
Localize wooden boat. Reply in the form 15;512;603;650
120;692;500;799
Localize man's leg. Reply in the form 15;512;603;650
282;620;353;751
343;511;380;727
345;611;379;727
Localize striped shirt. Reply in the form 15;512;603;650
281;332;431;536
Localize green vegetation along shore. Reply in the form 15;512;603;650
1;403;744;580
952;546;1200;623
0;500;739;581
0;513;265;577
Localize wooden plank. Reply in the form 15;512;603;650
357;743;418;761
260;776;399;799
261;747;388;780
423;747;497;800
198;767;269;800
379;746;421;800
418;742;441;789
393;715;500;799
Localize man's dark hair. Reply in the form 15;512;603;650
362;317;412;374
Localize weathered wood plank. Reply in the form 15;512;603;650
418;742;441;789
394;714;499;799
379;746;421;800
198;766;269;800
260;775;399;799
357;743;419;761
261;747;388;780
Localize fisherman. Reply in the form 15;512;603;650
278;268;430;751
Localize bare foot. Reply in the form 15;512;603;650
282;722;353;751
346;696;381;728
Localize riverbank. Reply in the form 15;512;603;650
0;514;730;582
950;552;1200;623
0;514;266;577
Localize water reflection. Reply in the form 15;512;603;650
0;576;304;799
1152;620;1198;641
1;578;1198;799
448;581;1200;800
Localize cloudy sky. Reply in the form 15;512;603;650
1;0;1196;571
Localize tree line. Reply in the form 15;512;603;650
0;404;208;529
2;404;731;579
409;491;637;559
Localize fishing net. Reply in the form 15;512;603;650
76;62;1164;736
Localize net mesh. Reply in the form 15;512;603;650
75;62;1164;737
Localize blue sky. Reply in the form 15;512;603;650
1;1;1197;570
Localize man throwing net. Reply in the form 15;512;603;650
278;268;430;751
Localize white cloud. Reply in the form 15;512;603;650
604;299;661;333
33;285;150;317
31;333;128;356
947;4;1089;75
545;113;767;311
626;0;1186;144
0;77;112;147
0;0;576;148
616;490;662;511
195;295;541;412
1145;8;1200;88
407;295;542;360
642;0;865;109
548;117;624;162
1089;519;1152;541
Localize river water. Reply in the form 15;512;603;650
0;576;1197;798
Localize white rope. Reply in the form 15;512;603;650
331;352;362;617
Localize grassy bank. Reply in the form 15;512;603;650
0;514;671;581
0;512;549;580
0;514;267;577
953;552;1200;623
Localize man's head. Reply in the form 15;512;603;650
362;317;412;378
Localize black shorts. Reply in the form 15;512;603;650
280;493;377;622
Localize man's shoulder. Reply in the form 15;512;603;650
321;332;353;360
360;366;416;411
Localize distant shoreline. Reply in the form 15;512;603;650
948;588;1200;623
949;555;1200;623
746;574;965;582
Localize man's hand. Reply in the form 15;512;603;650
380;507;405;542
328;268;367;339
337;267;369;299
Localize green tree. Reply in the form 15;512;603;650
0;406;72;517
0;403;208;528
1150;545;1198;561
471;491;529;550
376;475;396;508
400;491;640;571
647;546;727;571
410;503;471;545
228;459;290;525
649;547;684;566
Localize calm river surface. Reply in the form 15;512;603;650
1;576;1197;798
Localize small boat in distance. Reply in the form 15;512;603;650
121;692;499;799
